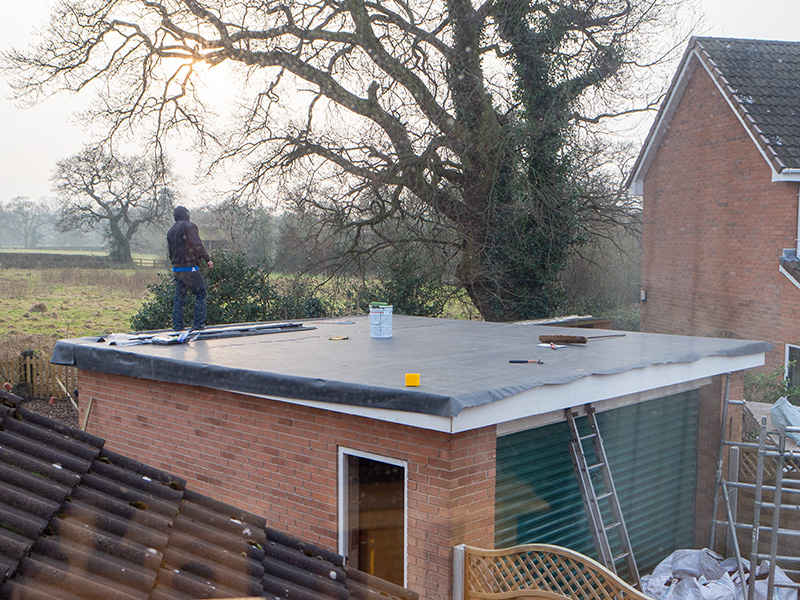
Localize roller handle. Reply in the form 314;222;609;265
538;333;625;344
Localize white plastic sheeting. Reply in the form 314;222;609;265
770;398;800;444
641;549;797;600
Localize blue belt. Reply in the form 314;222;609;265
172;266;199;272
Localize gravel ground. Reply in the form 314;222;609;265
21;397;79;429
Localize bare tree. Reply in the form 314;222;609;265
53;147;175;263
4;196;54;249
6;0;688;319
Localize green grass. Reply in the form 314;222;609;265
0;263;480;360
0;267;161;360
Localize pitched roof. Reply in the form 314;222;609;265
629;36;800;193
0;390;416;600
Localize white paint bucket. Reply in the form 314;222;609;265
369;303;393;338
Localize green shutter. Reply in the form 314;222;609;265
495;391;699;574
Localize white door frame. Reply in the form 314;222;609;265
337;447;408;586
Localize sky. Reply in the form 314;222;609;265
2;0;800;203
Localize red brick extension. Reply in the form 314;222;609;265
79;366;739;595
641;63;799;373
79;370;495;600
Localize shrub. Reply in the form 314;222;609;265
130;252;328;330
347;252;451;318
743;362;800;405
374;253;450;317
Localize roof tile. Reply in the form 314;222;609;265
696;37;800;171
0;393;417;600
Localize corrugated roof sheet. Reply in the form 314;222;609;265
0;390;416;600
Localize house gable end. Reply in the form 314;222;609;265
629;37;800;194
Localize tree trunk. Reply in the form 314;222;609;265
107;219;133;263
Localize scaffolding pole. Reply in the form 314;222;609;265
712;398;800;599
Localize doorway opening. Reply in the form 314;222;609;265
339;449;406;586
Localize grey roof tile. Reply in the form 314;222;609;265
345;567;418;600
0;392;417;600
694;37;800;172
629;36;800;192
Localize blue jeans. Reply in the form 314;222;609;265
172;270;207;330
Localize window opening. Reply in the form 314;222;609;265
786;345;800;390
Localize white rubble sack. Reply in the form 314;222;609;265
641;549;797;600
770;397;800;444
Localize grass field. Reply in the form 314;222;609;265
0;267;161;360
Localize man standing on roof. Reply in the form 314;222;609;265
167;206;213;331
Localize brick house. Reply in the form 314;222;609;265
52;316;769;599
629;37;800;382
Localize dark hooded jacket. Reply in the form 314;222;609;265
167;206;211;268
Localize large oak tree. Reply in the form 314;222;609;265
6;0;681;319
53;147;175;263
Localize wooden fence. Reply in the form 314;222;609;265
132;257;169;268
0;355;77;401
453;543;651;600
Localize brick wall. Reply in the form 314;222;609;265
78;370;496;600
641;62;800;373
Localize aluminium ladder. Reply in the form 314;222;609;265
566;404;640;587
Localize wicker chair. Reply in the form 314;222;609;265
458;543;654;600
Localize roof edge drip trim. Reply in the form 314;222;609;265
53;342;458;418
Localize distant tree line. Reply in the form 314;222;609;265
1;187;640;327
0;196;101;249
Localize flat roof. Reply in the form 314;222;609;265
52;316;770;433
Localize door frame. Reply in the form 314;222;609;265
337;446;408;586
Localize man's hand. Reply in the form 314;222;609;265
207;260;214;269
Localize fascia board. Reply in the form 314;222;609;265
772;170;800;182
496;376;712;437
234;352;764;434
234;389;456;432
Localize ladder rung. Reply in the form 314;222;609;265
613;552;631;562
567;404;638;586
